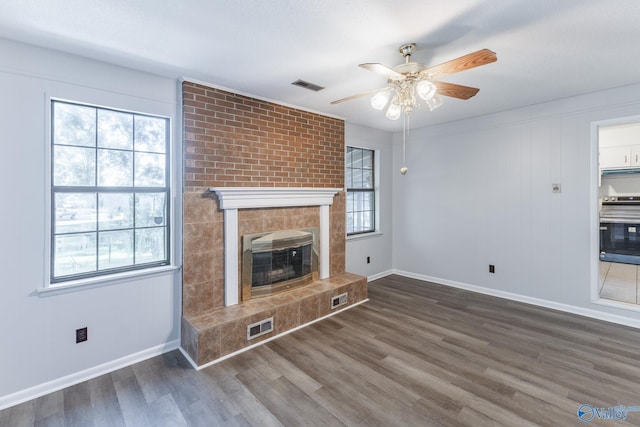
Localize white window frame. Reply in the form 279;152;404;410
43;97;175;292
346;146;378;236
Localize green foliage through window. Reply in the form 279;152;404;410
51;100;170;282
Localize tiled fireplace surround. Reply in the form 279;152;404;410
180;82;368;367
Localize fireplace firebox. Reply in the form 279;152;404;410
242;228;319;300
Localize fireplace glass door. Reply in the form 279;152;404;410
242;228;319;300
252;244;312;287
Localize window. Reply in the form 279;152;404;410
50;100;170;283
346;146;375;235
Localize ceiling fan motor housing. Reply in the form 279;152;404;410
399;43;416;59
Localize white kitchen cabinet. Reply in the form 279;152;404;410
600;145;640;169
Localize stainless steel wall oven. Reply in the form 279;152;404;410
600;196;640;264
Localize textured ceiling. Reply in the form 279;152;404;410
2;0;640;132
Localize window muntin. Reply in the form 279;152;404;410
51;100;170;283
346;146;375;235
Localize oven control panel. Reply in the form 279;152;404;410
602;196;640;204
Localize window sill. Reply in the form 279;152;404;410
346;231;383;241
37;265;181;297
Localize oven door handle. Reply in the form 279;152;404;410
600;219;640;224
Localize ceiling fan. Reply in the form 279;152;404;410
333;43;497;175
331;43;497;120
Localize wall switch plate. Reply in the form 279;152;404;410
552;183;561;193
76;327;88;343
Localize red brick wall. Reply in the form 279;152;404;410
182;81;346;317
183;81;344;190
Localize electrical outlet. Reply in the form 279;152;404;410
489;265;495;274
367;256;371;264
76;327;88;343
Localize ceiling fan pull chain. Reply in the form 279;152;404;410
400;112;409;175
404;113;408;164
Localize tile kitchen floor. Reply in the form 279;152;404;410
599;261;640;304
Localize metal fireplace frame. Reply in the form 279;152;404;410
241;227;319;301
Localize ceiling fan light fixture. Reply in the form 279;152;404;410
426;94;443;111
416;80;437;101
385;98;401;120
370;90;390;110
331;43;496;125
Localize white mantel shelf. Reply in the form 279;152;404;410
210;187;342;210
209;187;342;306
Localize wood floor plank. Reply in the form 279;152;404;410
62;382;94;427
33;390;63;423
235;370;344;427
112;371;154;426
86;374;125;427
202;366;283;426
251;345;323;396
0;400;34;426
147;393;190;427
310;386;395;427
5;274;640;426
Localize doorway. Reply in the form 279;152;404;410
597;119;640;305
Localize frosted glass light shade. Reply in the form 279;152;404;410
426;94;443;111
385;101;401;120
370;91;390;110
416;80;437;101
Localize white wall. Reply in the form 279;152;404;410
345;123;393;279
391;82;640;323
0;39;181;408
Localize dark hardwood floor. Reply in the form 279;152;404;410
4;274;640;426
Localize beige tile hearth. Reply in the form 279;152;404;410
181;272;367;366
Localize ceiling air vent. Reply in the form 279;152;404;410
291;79;325;92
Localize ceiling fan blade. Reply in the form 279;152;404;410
359;63;404;79
421;49;497;79
434;81;480;100
330;87;390;105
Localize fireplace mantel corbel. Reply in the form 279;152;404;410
209;187;342;306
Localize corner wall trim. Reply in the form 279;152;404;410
0;340;179;411
367;270;393;282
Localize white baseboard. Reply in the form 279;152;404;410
0;340;179;411
367;269;393;282
391;269;640;330
182;298;370;371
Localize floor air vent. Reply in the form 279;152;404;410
331;292;348;310
247;317;274;340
